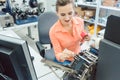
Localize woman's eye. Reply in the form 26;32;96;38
68;12;72;15
61;13;65;16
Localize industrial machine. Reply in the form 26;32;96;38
0;13;14;27
64;48;98;80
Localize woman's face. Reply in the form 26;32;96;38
57;3;74;26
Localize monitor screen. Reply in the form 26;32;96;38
0;34;37;80
104;15;120;45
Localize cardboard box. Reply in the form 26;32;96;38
102;0;117;7
84;9;95;17
74;7;85;18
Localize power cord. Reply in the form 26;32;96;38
0;73;13;80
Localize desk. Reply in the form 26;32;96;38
0;22;38;40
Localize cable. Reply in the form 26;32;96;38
0;73;13;80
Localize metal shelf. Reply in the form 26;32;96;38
84;19;95;24
77;0;102;37
97;22;106;27
77;2;97;8
100;6;120;11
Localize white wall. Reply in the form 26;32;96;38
45;0;56;12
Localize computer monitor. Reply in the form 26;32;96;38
96;39;120;80
96;15;120;80
0;34;37;80
104;15;120;45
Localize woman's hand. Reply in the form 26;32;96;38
84;35;90;41
63;48;75;57
59;53;69;62
59;49;75;62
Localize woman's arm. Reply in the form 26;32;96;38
49;31;75;62
49;29;63;61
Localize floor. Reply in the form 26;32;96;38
12;26;65;80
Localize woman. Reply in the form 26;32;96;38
49;0;90;62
